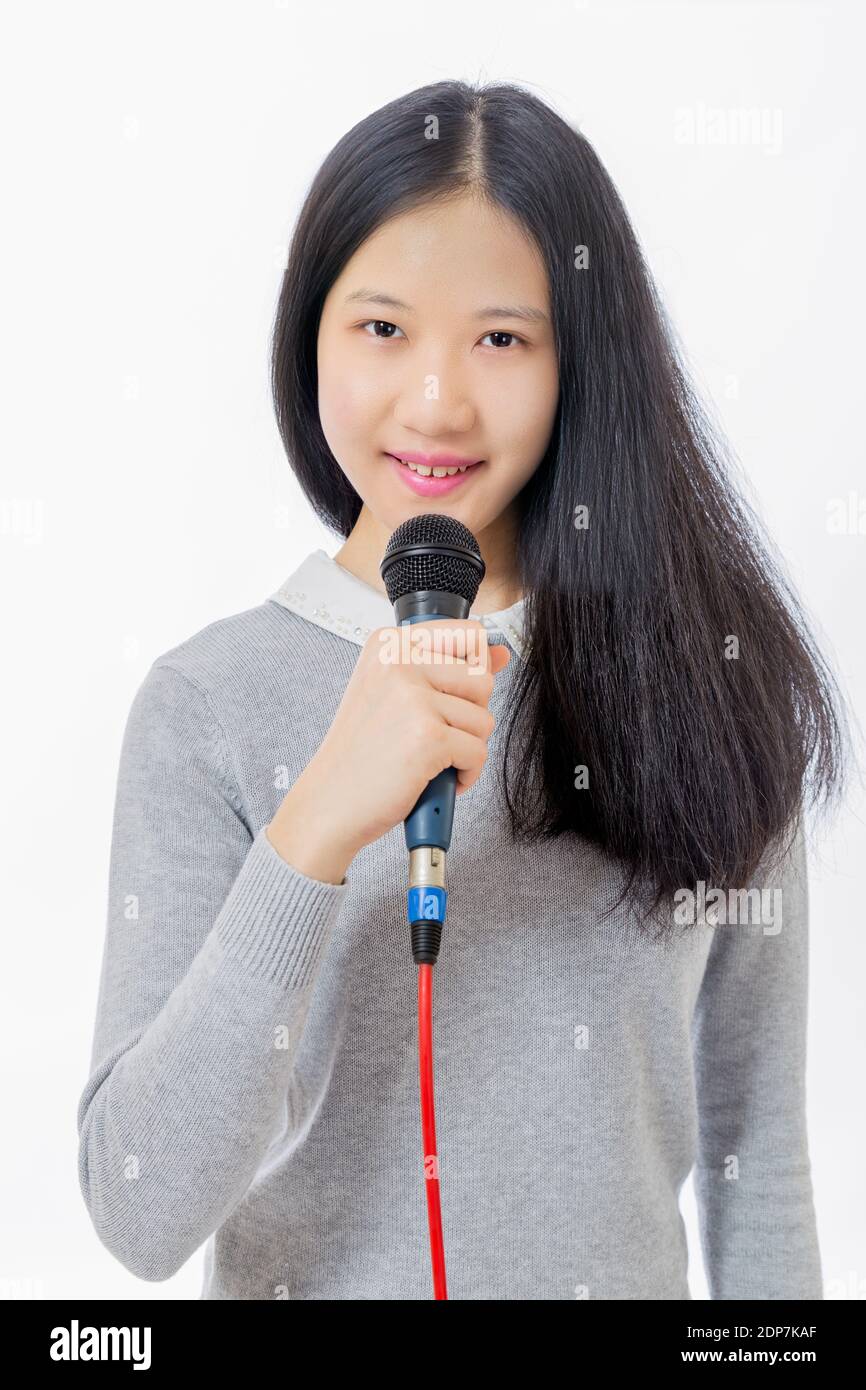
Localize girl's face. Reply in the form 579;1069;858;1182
316;192;560;539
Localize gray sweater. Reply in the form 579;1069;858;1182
77;548;823;1299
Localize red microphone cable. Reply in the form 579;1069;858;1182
418;962;447;1299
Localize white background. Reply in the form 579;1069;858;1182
1;0;863;1300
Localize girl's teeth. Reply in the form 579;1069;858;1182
402;459;469;476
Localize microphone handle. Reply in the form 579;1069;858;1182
393;591;471;853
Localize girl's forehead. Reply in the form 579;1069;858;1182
331;205;551;307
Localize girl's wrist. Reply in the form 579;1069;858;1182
266;786;357;886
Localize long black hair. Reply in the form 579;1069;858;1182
271;78;847;921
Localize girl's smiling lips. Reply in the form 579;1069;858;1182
384;451;485;497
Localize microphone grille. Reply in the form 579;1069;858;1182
380;514;485;605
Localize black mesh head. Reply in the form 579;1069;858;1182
380;514;485;604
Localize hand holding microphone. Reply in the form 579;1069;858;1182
266;524;508;890
379;515;496;962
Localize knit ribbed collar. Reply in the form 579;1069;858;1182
268;548;526;659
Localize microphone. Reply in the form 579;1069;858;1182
380;514;486;965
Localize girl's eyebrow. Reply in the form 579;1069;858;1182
343;288;549;325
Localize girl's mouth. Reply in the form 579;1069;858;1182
384;453;485;497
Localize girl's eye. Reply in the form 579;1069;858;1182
360;320;406;340
480;331;525;350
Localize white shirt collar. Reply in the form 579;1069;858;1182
268;548;527;659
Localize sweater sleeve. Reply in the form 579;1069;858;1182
690;814;823;1299
77;661;349;1282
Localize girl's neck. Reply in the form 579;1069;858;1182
333;505;524;615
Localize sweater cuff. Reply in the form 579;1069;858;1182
215;825;348;990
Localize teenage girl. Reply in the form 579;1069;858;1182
78;79;845;1300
